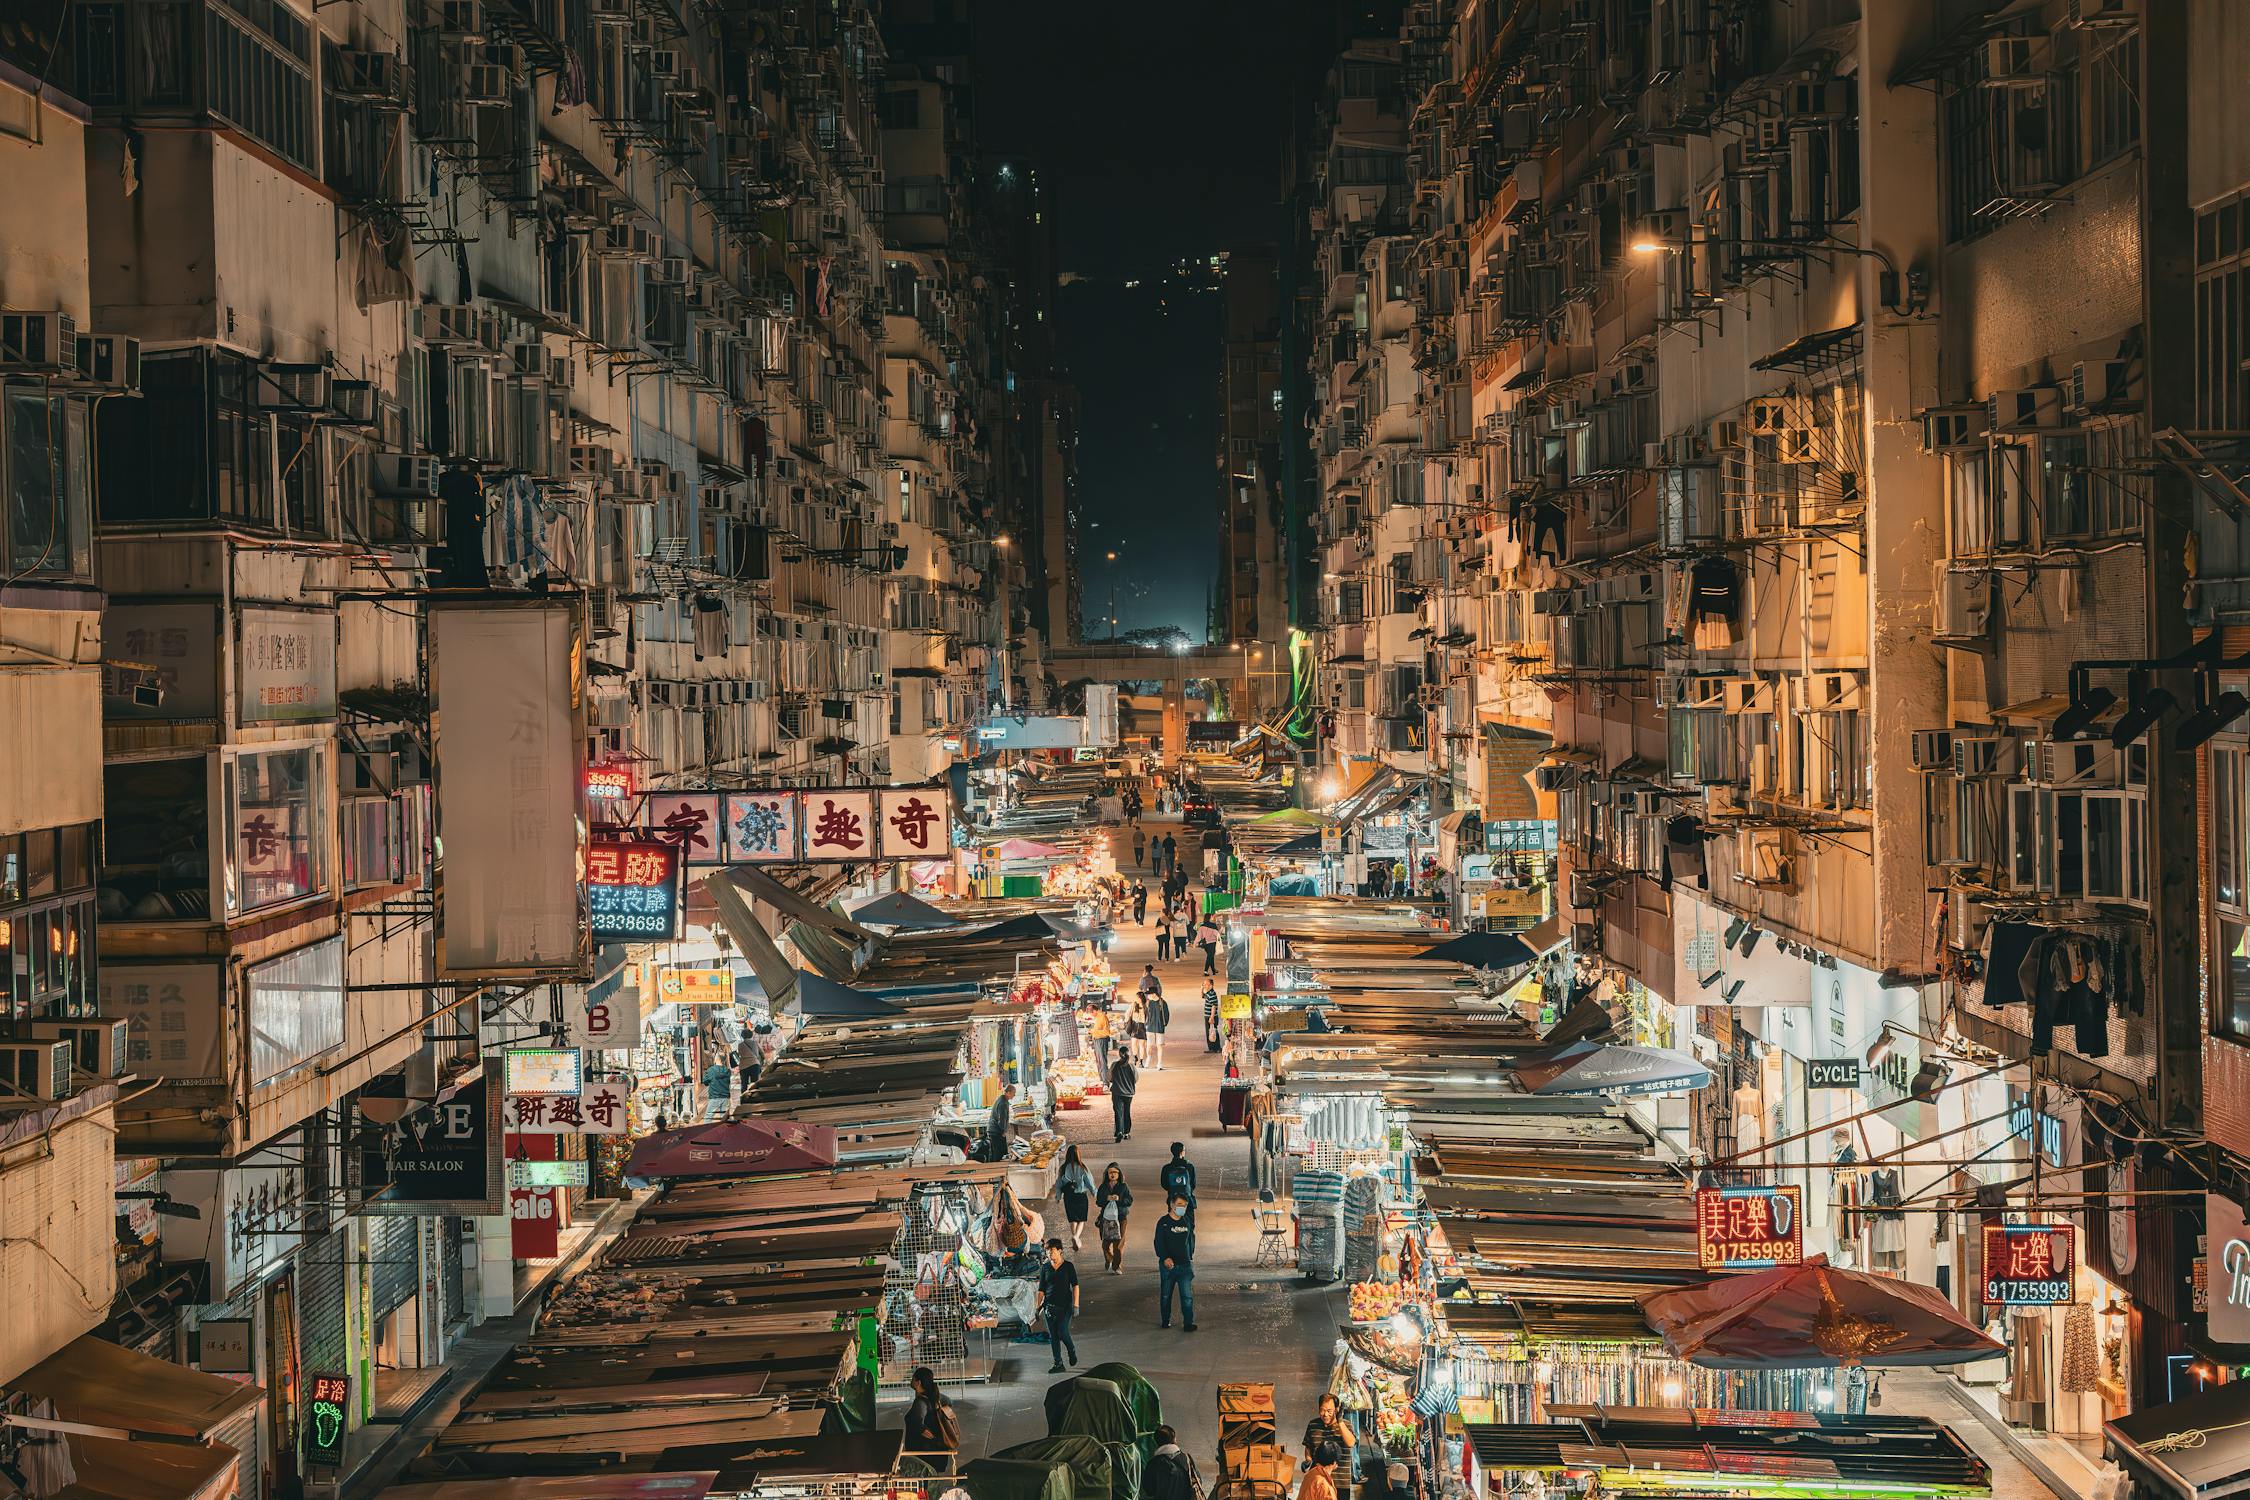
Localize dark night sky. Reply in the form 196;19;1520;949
974;1;1352;639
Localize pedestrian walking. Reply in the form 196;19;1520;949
1138;964;1164;1004
1089;1005;1113;1076
1153;1192;1197;1331
1155;913;1174;962
1109;1052;1138;1141
1095;1163;1133;1272
1144;987;1169;1069
1132;881;1149;925
1162;833;1179;877
1145;1426;1205;1500
1126;995;1149;1064
1203;983;1221;1052
1039;1238;1081;1371
1160;1141;1198;1212
702;1057;733;1119
903;1366;961;1468
1196;918;1221;976
1132;828;1147;868
1057;1143;1096;1250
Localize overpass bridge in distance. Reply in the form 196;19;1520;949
1046;643;1249;684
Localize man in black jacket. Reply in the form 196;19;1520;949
1109;1054;1137;1142
1153;1193;1197;1331
1160;1141;1197;1216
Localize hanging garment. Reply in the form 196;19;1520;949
692;595;729;660
2059;1303;2101;1393
1686;554;1742;621
2006;1311;2051;1428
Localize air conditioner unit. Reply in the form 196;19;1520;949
2069;359;2132;412
29;1018;129;1079
569;443;615;480
1950;892;1995;951
0;310;78;373
1745;117;1788;156
333;48;403;100
1744;396;1799;435
439;0;483;37
508;340;546;376
547;353;576;391
1687;676;1727;707
653;257;691;286
1921;405;1987;452
1989;386;2064;432
1786;78;1850;119
74;332;140;391
329;378;376;425
370;452;439;497
1592;570;1658;604
601;221;660;260
1530;588;1576;616
1705;783;1745;817
423;303;483;346
1981;36;2050;85
1624;789;1667;816
1952;733;2017;778
459;62;513;104
2036;739;2121;787
1798;671;1862;711
2069;0;2137;24
0;1040;73;1100
590;0;631;21
259;363;330;411
1737;827;1793;887
1910;729;1956;770
1936;566;1995;641
1722;677;1772;715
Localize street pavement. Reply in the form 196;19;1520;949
922;814;1349;1470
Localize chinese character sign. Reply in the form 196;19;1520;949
648;792;722;863
100;963;224;1083
724;793;799;862
880;788;954;856
803;791;876;859
1982;1224;2074;1304
503;1079;628;1135
239;606;337;724
305;1373;350;1467
1695;1185;1804;1270
586;838;681;941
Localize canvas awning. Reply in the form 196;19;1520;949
1513;1042;1712;1098
10;1335;263;1442
56;1433;243;1500
850;891;955;929
792;970;902;1018
722;865;873;942
1419;931;1536;969
703;871;798;1010
625;1118;841;1180
2110;1376;2250;1500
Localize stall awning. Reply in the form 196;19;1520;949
1326;763;1400;824
374;1476;722;1500
2111;1379;2250;1500
703;870;797;1009
722;866;873;942
851;891;956;930
58;1433;242;1500
793;970;903;1018
11;1335;263;1441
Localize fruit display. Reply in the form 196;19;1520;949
1348;1280;1411;1323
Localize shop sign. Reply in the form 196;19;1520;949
660;966;735;1006
586;838;681;941
1460;854;1496;883
879;787;952;856
358;1074;502;1214
196;1318;254;1375
1808;1058;1861;1090
104;601;220;718
510;1158;590;1189
724;792;801;862
238;606;337;723
647;792;723;864
163;1145;308;1299
510;1187;561;1259
1321;824;1343;854
1695;1184;1804;1270
1220;992;1253;1020
2207;1193;2250;1342
584;982;641;1050
585;763;635;805
100;962;225;1083
1478;886;1546;920
504;1048;583;1096
503;1080;630;1135
803;791;878;860
305;1372;350;1468
1981;1223;2075;1304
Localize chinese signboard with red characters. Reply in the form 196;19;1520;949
802;791;877;860
502;1080;631;1136
585;764;635;805
880;788;951;856
586;839;681;941
239;606;337;724
1982;1223;2074;1304
1695;1184;1805;1270
724;793;800;862
305;1372;350;1467
648;792;722;863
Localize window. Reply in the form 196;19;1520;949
2200;191;2250;432
4;386;93;580
102;757;212;920
2082;27;2140;168
0;824;100;1032
877;87;919;130
226;742;329;916
246;936;342;1085
2223;921;2250;1043
1942;27;2076;242
2004;782;2146;904
203;0;316;171
342;784;428;889
2219;745;2248;914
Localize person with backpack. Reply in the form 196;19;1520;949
1155;911;1174;962
1095;1162;1134;1272
1160;1142;1197;1215
1132;880;1149;925
1153;1192;1197;1331
1110;1052;1138;1142
1162;832;1179;877
903;1365;960;1468
1195;918;1221;976
1144;1425;1205;1500
1144;986;1170;1069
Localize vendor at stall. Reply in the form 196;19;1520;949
983;1081;1016;1161
1304;1392;1357;1467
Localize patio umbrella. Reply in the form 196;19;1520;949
625;1118;840;1180
1512;1040;1711;1097
1419;931;1537;969
1638;1255;2006;1368
851;891;956;929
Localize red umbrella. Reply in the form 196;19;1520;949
1637;1255;2006;1368
626;1119;839;1181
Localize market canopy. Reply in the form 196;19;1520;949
2109;1373;2250;1500
1042;913;1111;945
851;891;957;929
9;1333;263;1441
1512;1041;1711;1097
625;1118;841;1180
793;969;905;1018
993;838;1067;860
1419;931;1537;969
1638;1255;2006;1368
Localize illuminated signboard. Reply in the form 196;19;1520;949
585;764;635;803
305;1372;350;1467
504;1048;584;1097
1695;1184;1805;1270
660;966;735;1006
510;1158;591;1189
586;839;681;941
1982;1223;2074;1305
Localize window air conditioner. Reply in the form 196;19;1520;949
0;1040;74;1100
1988;386;2064;432
29;1019;130;1080
1910;729;1956;770
0;310;78;373
75;333;140;392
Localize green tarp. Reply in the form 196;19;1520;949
963;1458;1078;1500
1078;1361;1163;1469
1054;1379;1136;1448
991;1434;1114;1500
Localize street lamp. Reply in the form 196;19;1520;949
1629;233;1922;314
1106;550;1119;641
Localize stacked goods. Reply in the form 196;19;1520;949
1215;1384;1289;1500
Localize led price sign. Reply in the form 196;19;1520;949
585;764;635;803
586;839;680;941
1982;1223;2074;1305
305;1372;350;1467
1695;1184;1805;1270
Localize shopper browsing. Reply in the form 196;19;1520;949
1039;1238;1081;1372
1095;1163;1133;1272
1153;1193;1197;1331
1109;1052;1138;1142
902;1365;960;1466
1143;986;1170;1069
1056;1144;1095;1250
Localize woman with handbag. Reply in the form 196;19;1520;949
1057;1144;1096;1250
1095;1162;1134;1273
995;1182;1033;1269
903;1365;960;1470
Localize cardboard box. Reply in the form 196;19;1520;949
1217;1383;1276;1416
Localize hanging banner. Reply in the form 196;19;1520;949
659;966;735;1006
502;1082;630;1135
238;605;337;724
586;839;681;942
1981;1224;2075;1305
510;1187;560;1259
357;1074;504;1215
880;787;955;856
724;792;801;862
1695;1184;1804;1270
649;792;724;863
802;791;877;860
431;601;588;976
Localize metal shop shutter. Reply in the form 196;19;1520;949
295;1228;351;1383
368;1212;420;1320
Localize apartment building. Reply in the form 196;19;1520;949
0;0;1049;1487
1302;0;2203;1410
1216;246;1288;682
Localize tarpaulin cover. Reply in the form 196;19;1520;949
852;891;957;929
1103;1440;1142;1500
793;970;904;1018
11;1333;264;1439
961;1458;1077;1500
625;1118;840;1180
1637;1254;2007;1368
1418;931;1536;969
2108;1371;2250;1500
1512;1040;1712;1097
969;913;1066;944
992;1435;1113;1500
1049;1377;1135;1447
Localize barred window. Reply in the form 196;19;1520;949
2197;190;2250;430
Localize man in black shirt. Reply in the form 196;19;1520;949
983;1082;1015;1163
1039;1238;1081;1371
1153;1194;1197;1331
